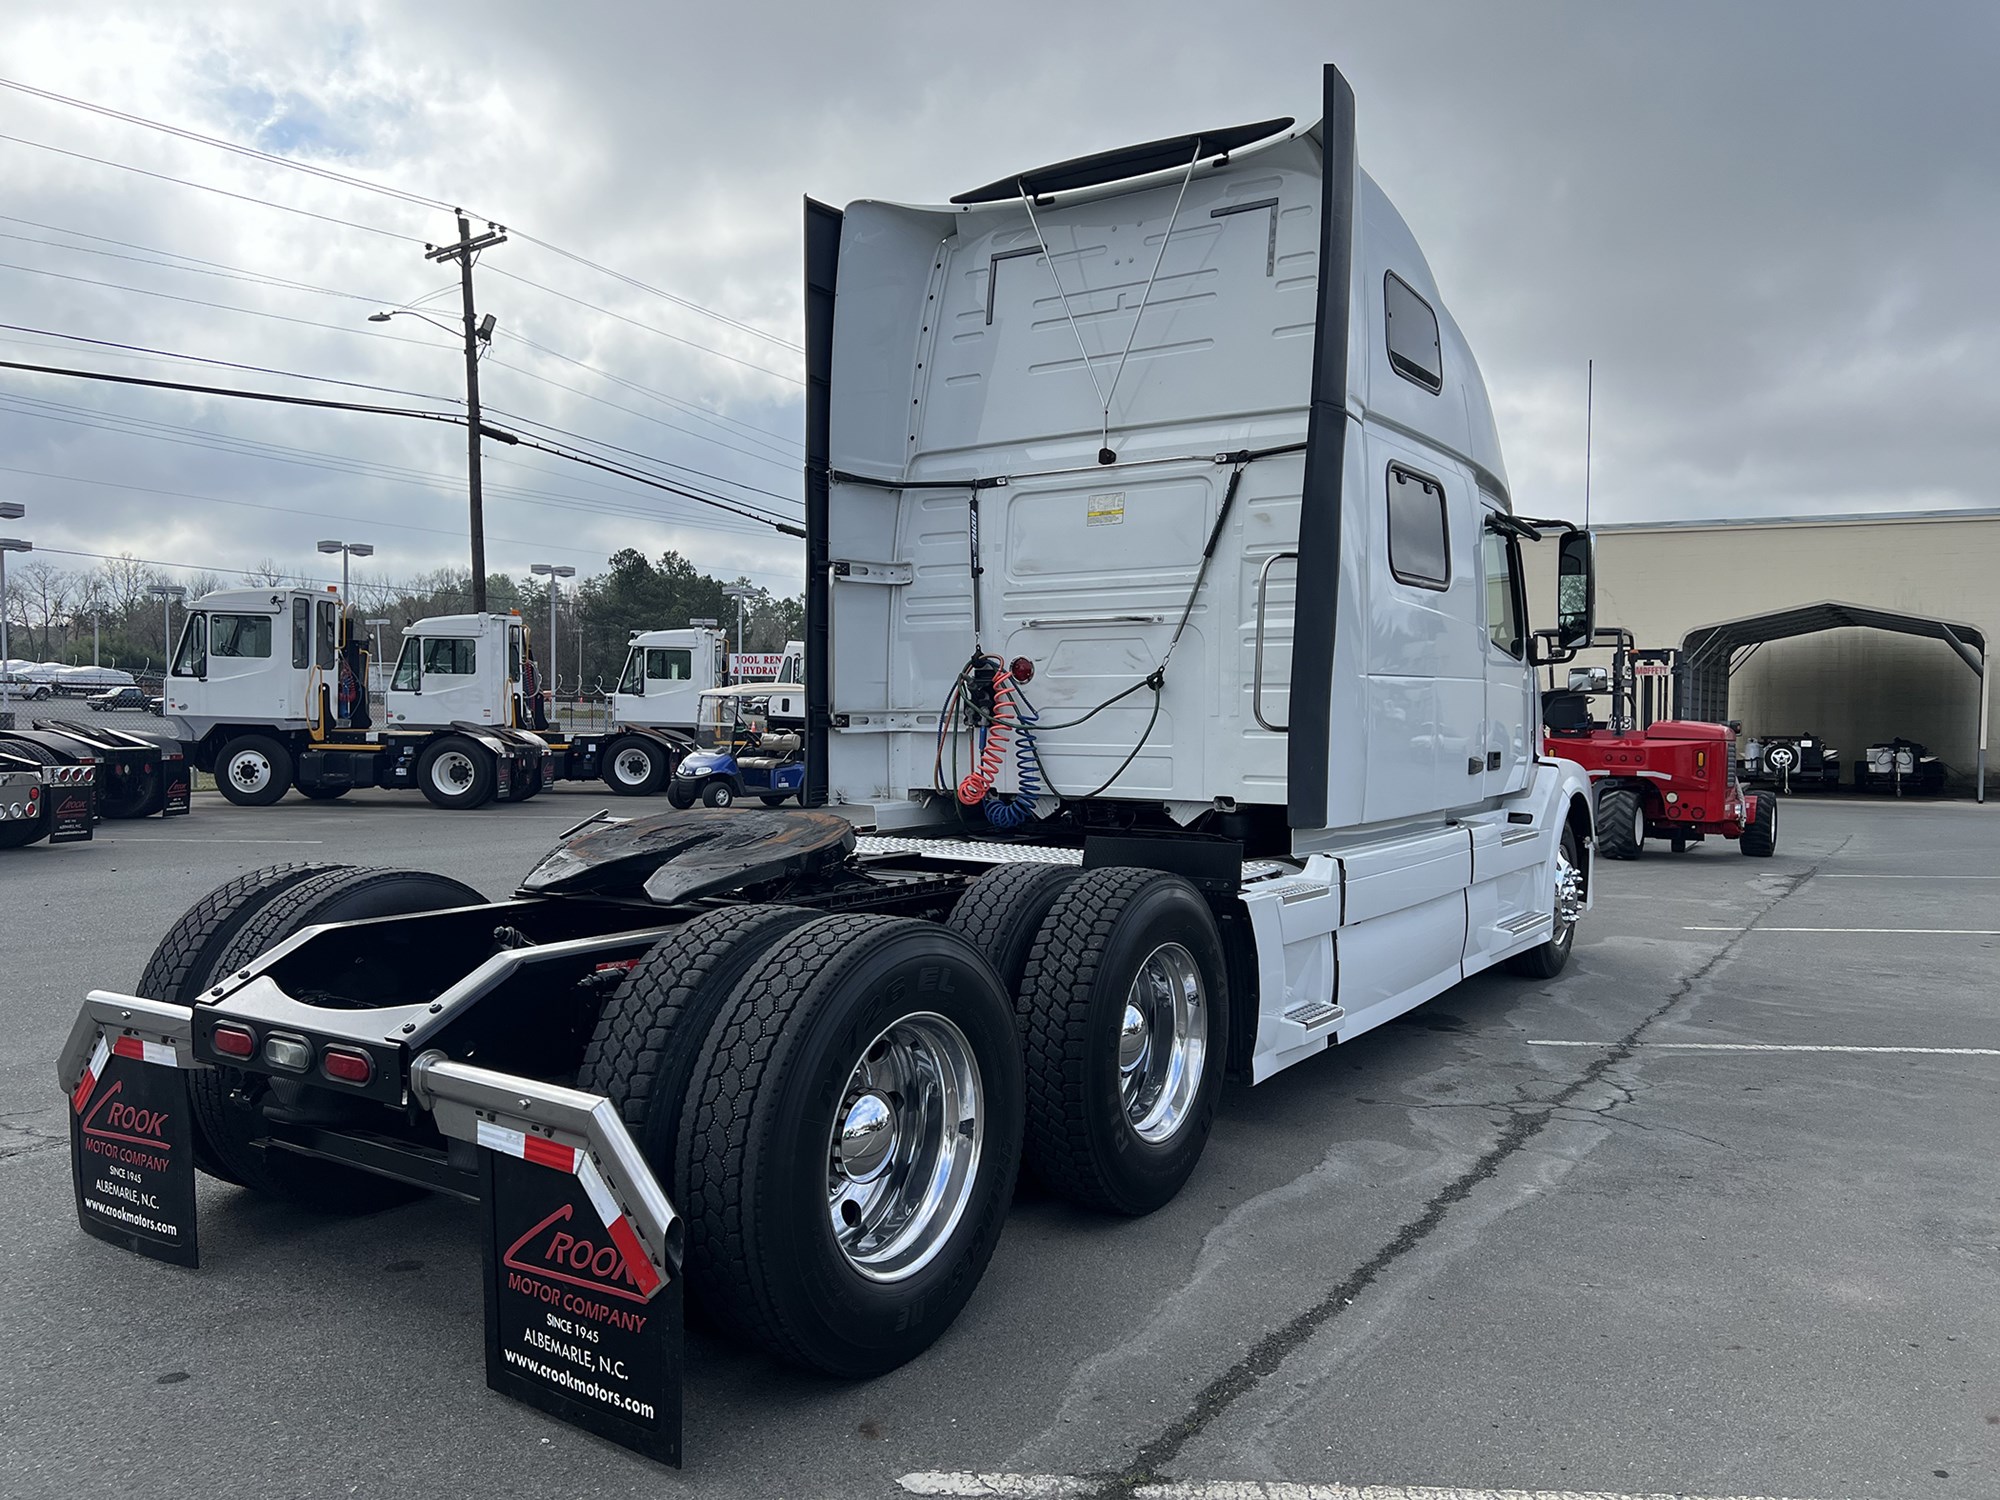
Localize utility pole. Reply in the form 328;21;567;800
425;211;507;612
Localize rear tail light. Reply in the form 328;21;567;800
321;1048;373;1086
263;1035;312;1073
1008;656;1035;684
211;1024;256;1058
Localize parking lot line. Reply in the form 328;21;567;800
1818;873;2000;879
1529;1041;2000;1056
898;1473;1841;1499
1683;925;2000;935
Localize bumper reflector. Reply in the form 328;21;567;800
321;1047;373;1086
211;1024;256;1058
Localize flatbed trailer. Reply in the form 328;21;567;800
4;718;191;821
0;739;96;849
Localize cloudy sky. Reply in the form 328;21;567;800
1;0;1992;602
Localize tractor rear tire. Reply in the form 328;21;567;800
676;915;1022;1376
188;866;484;1207
1739;792;1778;857
416;736;494;809
296;783;350;801
602;736;668;796
578;905;821;1203
0;741;58;848
217;735;293;807
135;862;351;1184
98;761;162;820
947;861;1081;1002
1596;786;1645;860
1016;868;1230;1216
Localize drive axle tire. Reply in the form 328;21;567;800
676;915;1023;1377
700;780;735;808
0;741;58;848
602;736;668;796
296;783;350;801
188;866;484;1208
1595;786;1645;860
947;861;1081;1002
98;761;162;820
1016;867;1230;1216
578;905;821;1202
218;734;293;807
1505;825;1583;979
135;863;352;1183
1739;792;1778;857
416;735;493;809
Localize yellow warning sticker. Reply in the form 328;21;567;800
1086;492;1125;527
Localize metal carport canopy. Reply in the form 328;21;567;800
1677;600;1987;802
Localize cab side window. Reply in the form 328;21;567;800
1481;529;1525;659
423;638;476;676
292;598;312;669
647;648;692;680
1386;463;1450;590
315;600;337;670
1384;272;1442;393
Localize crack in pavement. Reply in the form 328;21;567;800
1071;852;1837;1500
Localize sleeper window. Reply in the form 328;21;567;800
1387;464;1450;590
1384;272;1442;393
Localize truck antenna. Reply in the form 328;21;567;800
1584;358;1594;531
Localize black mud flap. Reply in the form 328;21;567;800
68;1035;198;1267
480;1131;682;1465
162;752;192;817
50;786;94;843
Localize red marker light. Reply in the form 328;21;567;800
211;1024;256;1059
321;1048;373;1086
1009;656;1034;684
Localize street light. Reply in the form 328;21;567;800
316;539;375;611
0;503;28;724
148;583;186;676
530;562;576;699
722;584;759;670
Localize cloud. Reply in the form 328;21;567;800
0;0;1992;610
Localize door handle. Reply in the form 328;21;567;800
1467;756;1483;776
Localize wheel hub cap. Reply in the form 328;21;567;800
836;1092;897;1182
231;754;269;790
825;1012;983;1283
1555;849;1584;930
1120;943;1206;1144
616;750;648;783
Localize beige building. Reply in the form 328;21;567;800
1530;508;1995;799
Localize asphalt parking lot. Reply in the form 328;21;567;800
3;790;1996;1499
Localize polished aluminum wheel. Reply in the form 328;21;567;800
1118;942;1207;1145
1554;844;1584;938
429;749;477;796
825;1011;983;1283
227;748;272;795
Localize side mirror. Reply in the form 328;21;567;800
1556;530;1596;651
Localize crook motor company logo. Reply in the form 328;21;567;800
483;1150;680;1465
69;1048;199;1267
504;1201;652;1310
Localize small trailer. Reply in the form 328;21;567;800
161;592;691;808
65;65;1599;1462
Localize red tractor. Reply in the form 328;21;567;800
1540;631;1777;860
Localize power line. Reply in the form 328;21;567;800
0;132;424;243
484;266;803;385
0;76;452;211
0;356;804;534
0;392;779;537
1;208;804;463
0;322;460;403
0;79;802;355
482;401;803;511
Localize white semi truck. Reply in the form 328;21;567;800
63;66;1597;1462
162;591;694;806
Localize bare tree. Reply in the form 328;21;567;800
16;560;78;658
240;558;291;587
